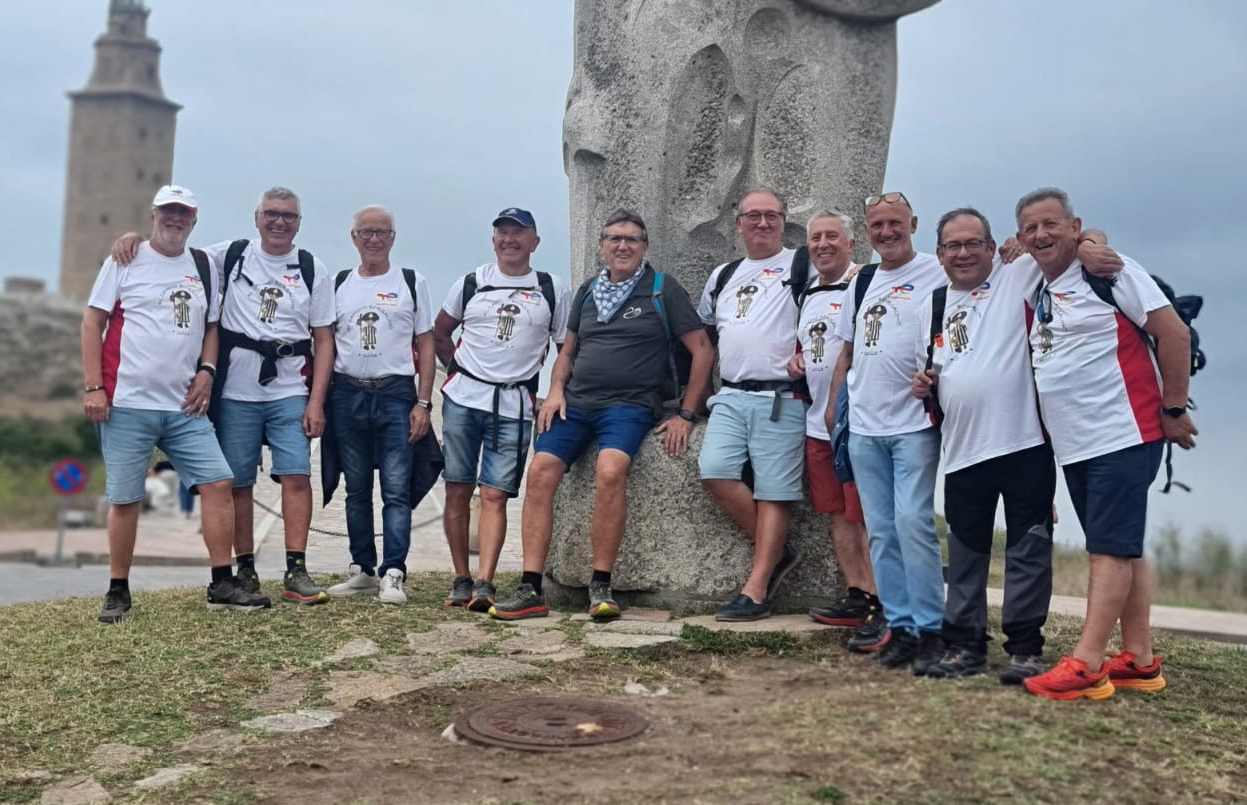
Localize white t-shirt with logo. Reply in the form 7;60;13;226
798;270;854;440
440;264;571;421
87;243;218;411
332;267;433;379
835;252;945;436
1029;256;1169;466
916;257;1045;473
206;240;334;402
698;248;800;389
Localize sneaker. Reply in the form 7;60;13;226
378;569;407;605
715;593;770;622
327;563;379;598
207;576;272;612
282;565;329;605
1000;654;1046;685
489;583;549;620
588;580;622;620
236;564;261;595
846;606;891;653
444;575;474;607
1104;651;1166;693
911;631;946;676
925;646;988;679
1023;656;1115;701
808;587;873;628
873;628;920;669
98;587;132;624
467;579;496;613
766;543;802;601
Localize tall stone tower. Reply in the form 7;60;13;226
59;0;180;298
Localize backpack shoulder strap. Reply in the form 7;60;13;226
853;263;879;312
786;246;811;307
650;268;673;343
334;269;351;292
401;268;419;314
296;249;315;292
460;269;479;315
925;286;948;372
222;238;250;297
709;258;746;315
536;271;557;332
1081;266;1119;310
190;247;212;328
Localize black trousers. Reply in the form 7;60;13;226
942;442;1055;656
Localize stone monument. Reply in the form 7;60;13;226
548;0;940;613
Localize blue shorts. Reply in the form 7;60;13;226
441;396;530;497
1063;440;1164;558
215;396;311;487
98;407;232;504
698;391;807;501
534;403;654;466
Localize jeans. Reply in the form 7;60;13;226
848;428;942;634
97;407;232;504
330;376;415;576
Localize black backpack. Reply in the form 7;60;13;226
460;269;557;335
1081;268;1205;377
708;246;812;314
334;267;420;314
187;247;212;329
221;238;316;298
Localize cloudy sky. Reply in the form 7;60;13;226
1;1;1243;546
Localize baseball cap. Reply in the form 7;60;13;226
152;184;198;211
492;207;535;229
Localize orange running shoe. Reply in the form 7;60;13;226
1104;651;1166;693
1023;656;1115;701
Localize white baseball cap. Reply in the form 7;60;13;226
152;184;198;211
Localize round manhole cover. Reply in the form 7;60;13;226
454;697;649;752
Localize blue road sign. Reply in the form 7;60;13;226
50;458;89;497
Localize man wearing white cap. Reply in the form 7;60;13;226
83;185;271;623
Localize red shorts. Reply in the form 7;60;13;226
805;437;864;523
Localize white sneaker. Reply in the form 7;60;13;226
327;564;379;597
378;568;407;604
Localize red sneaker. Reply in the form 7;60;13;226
1022;656;1115;701
1104;651;1166;693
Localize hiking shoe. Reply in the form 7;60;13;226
282;565;329;605
873;628;920;669
1023;656;1115;701
444;575;474;607
715;593;771;622
327;563;379;598
766;543;802;601
911;631;946;676
378;568;406;605
489;583;549;620
98;587;132;624
1104;651;1166;693
467;579;496;613
925;646;988;679
236;564;261;595
207;576;271;612
846;607;890;653
1000;654;1046;685
809;587;873;628
588;580;622;620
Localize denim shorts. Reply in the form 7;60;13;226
215;396;311;487
1064;440;1164;558
698;391;807;501
98;407;232;504
534;403;654;466
441;395;530;496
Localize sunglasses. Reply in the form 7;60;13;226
864;192;910;209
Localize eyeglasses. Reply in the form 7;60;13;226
603;234;645;246
738;211;785;225
355;229;394;241
939;239;989;254
864;192;910;209
261;210;301;223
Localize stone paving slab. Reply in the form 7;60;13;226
678;613;828;634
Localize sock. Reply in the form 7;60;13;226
108;578;129;593
286;551;305;572
210;565;232;584
236;553;256;571
591;569;611;585
521;571;543;595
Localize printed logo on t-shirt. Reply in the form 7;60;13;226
889;283;914;300
970;280;992;299
734;284;761;319
257;286;284;324
862;303;889;348
807;321;830;363
281;273;302;288
759;267;785;282
495;303;522;341
946;310;971;353
169;289;194;330
356;311;380;350
374;291;400;307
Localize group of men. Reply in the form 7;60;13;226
83;181;1194;703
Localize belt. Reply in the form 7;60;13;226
334;372;409;392
446;360;537;463
721;378;804;421
220;328;313;386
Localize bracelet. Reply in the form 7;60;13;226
416;399;433;411
84;385;104;394
197;363;217;378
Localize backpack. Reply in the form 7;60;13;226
708;246;812;316
461;269;557;335
222;238;315;298
334;267;419;314
188;247;212;329
1080;267;1206;377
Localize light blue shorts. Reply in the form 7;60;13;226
698;391;807;501
98;407;232;504
215;396;311;487
441;396;530;497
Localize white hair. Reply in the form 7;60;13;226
352;204;394;229
256;186;300;214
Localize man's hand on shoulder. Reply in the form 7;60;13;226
654;414;693;458
111;233;144;266
1077;230;1123;276
999;236;1025;264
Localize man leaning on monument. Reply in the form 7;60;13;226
84;185;270;623
433;207;570;613
489;209;713;621
111;186;335;605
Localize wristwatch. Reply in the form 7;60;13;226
1162;405;1187;418
676;408;697;423
416;399;433;411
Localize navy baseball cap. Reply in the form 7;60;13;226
492;207;536;229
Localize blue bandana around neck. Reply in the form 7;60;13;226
593;262;647;323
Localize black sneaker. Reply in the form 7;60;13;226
207;576;272;612
489;583;548;620
873;628;920;669
846;606;890;653
444;575;474;607
715;593;770;622
766;543;802;601
282;565;328;605
809;587;873;628
236;565;261;595
98;587;131;624
911;631;946;676
925;646;989;679
1000;654;1046;685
